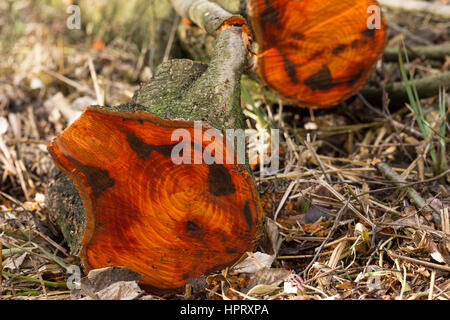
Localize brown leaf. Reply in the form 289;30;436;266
79;266;143;298
81;281;143;300
247;268;291;291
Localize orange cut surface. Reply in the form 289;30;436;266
249;0;387;108
48;107;263;293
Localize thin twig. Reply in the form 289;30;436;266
387;251;450;272
375;161;441;224
303;199;349;278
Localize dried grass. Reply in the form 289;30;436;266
0;0;449;300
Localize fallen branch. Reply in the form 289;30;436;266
387;250;450;272
384;44;450;62
374;161;441;225
360;71;450;106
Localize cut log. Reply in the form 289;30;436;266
175;0;388;108
248;0;388;108
46;27;263;294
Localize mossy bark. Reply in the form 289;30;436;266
46;27;250;255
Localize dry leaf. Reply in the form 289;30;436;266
247;284;279;297
4;253;28;271
81;281;143;300
78;266;142;299
230;252;275;274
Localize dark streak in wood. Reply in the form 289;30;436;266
65;154;115;199
333;44;347;55
281;53;299;84
362;28;375;39
208;163;236;196
304;65;336;91
126;131;175;159
243;200;252;229
186;220;200;233
346;68;364;87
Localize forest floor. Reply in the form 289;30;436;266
0;0;449;300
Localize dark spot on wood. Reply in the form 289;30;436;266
226;247;238;254
281;53;299;84
139;119;143;125
346;68;364;87
351;39;359;48
261;0;279;32
126;132;175;159
332;44;347;55
186;220;199;233
185;220;205;240
362;28;375;39
207;164;235;196
309;50;324;61
292;33;304;39
243;200;253;229
65;154;115;199
304;65;337;91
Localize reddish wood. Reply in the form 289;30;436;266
248;0;388;108
48;107;263;293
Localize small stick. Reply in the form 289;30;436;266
88;57;104;106
304;265;342;285
387;250;450;272
42;68;95;96
273;180;297;222
302;199;349;278
384;44;450;62
357;169;450;196
29;256;48;299
361;71;450;106
163;16;181;62
1;271;67;289
428;270;436;300
374;161;441;225
442;208;450;235
302;135;332;184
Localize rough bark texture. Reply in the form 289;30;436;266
131;27;247;132
46;27;250;256
46;168;85;255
